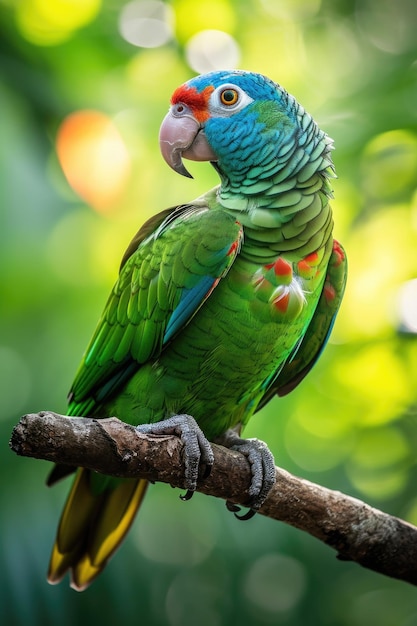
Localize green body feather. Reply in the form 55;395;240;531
47;70;347;591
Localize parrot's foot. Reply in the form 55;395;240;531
216;429;276;520
136;414;214;500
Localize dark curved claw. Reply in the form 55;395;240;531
226;501;241;514
234;508;257;521
180;490;195;502
202;463;212;480
226;501;257;521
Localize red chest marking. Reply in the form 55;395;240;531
304;251;319;264
252;257;306;319
324;283;336;302
262;258;293;289
273;292;290;313
332;240;345;266
274;257;292;277
297;250;321;279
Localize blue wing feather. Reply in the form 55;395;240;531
164;276;217;343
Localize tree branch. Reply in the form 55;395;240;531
10;411;417;586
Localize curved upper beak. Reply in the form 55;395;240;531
159;107;217;178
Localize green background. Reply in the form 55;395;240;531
2;0;417;624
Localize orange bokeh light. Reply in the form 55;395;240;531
56;110;131;212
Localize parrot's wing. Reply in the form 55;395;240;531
68;203;243;415
257;240;347;409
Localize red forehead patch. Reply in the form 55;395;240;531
171;84;214;123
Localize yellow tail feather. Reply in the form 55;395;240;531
47;468;148;591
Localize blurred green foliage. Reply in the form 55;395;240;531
2;0;417;624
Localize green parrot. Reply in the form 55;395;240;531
47;70;347;590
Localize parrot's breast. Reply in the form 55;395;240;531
106;249;328;441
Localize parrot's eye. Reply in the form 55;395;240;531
220;88;239;106
210;84;253;116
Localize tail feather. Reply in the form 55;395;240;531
47;468;148;591
56;469;99;553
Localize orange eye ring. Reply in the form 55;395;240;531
220;88;239;106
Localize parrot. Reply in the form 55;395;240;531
47;69;347;591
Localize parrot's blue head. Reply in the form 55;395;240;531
184;69;283;105
159;70;332;194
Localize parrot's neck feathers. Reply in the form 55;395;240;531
216;124;335;214
212;100;335;263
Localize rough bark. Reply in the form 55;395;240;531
10;411;417;586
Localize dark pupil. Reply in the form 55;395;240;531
223;90;235;102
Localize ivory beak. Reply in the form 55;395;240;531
159;108;217;178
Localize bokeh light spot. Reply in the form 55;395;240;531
361;129;417;201
333;345;411;425
351;427;409;470
133;491;219;566
119;1;174;48
16;0;101;46
56;110;131;212
165;569;225;626
337;206;417;340
285;414;353;472
174;0;235;43
185;30;240;74
346;444;408;500
243;553;307;614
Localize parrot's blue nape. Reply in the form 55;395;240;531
46;69;347;591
